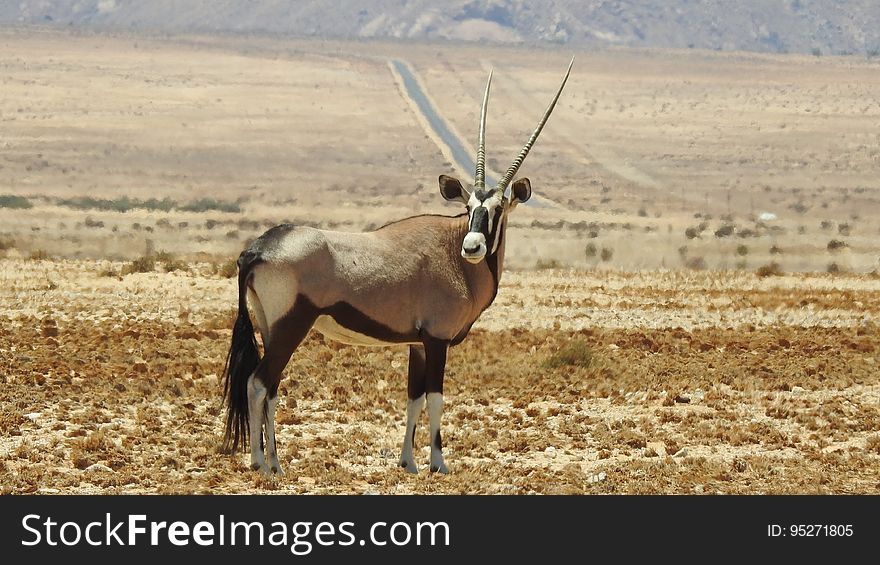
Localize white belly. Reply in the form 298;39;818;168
312;315;416;346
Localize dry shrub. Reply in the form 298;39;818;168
0;408;27;436
69;428;116;470
756;262;784;277
542;340;595;369
155;251;189;273
714;224;735;238
215;258;238;278
535;258;563;270
122;255;155;275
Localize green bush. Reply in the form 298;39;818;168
179;198;241;214
59;196;134;212
143;198;177;212
56;195;239;214
0;195;33;209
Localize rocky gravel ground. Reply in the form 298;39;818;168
1;259;878;494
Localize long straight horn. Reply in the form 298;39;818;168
496;57;574;196
474;69;493;190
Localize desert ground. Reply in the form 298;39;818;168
0;259;878;494
0;29;879;494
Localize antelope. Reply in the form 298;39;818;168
223;60;573;475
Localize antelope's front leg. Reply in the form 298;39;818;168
400;394;425;473
246;374;269;473
425;339;449;474
400;345;426;474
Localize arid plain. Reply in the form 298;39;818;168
1;29;878;493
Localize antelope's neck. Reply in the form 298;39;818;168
486;212;508;287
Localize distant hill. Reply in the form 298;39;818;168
3;0;879;56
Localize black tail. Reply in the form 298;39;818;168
222;251;261;453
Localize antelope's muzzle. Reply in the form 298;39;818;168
461;232;487;263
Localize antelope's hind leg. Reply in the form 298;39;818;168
249;297;317;475
264;393;283;475
399;345;426;474
245;376;289;474
246;372;270;473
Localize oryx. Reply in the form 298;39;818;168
223;60;573;475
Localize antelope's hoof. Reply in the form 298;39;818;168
270;465;285;476
251;461;271;474
399;459;419;474
429;463;449;474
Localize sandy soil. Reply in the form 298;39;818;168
1;30;879;272
1;259;877;494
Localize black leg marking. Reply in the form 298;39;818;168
423;339;448;395
407;345;426;400
399;345;426;475
424;337;449;474
249;294;316;475
256;295;319;395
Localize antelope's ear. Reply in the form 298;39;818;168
439;175;469;204
509;178;532;207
